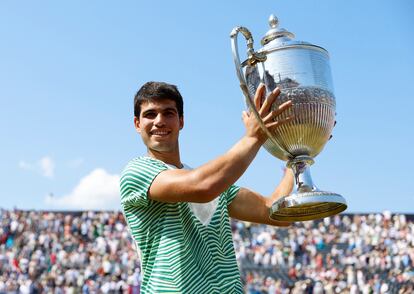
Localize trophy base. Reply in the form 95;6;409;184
270;191;347;222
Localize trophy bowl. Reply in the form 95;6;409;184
230;14;347;221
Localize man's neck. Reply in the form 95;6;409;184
147;149;183;168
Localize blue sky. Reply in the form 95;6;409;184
0;1;413;213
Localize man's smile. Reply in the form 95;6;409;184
150;130;171;137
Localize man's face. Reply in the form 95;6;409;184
134;99;184;153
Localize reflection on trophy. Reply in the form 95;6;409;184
230;14;347;221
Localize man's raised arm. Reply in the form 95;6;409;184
149;85;293;203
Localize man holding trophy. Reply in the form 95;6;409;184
120;14;345;293
120;81;294;293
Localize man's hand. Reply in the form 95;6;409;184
242;84;293;144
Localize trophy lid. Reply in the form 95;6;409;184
260;14;327;54
261;14;295;46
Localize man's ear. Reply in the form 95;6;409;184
134;116;141;133
179;116;184;130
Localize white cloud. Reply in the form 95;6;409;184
18;156;55;178
44;168;121;210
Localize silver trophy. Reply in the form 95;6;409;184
230;14;347;221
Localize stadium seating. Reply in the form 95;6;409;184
0;210;413;293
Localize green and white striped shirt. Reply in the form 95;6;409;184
120;156;243;293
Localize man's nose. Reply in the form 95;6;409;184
154;113;166;126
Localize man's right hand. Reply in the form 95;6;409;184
242;83;294;144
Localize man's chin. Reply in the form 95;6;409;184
149;144;175;153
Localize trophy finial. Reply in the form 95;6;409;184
269;14;279;29
261;14;295;46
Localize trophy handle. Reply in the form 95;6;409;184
230;27;291;159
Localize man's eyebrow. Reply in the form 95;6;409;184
142;107;177;115
164;107;178;112
142;109;156;115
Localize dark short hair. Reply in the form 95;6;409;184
134;81;184;117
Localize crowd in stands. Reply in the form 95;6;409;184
234;212;414;293
0;209;413;293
